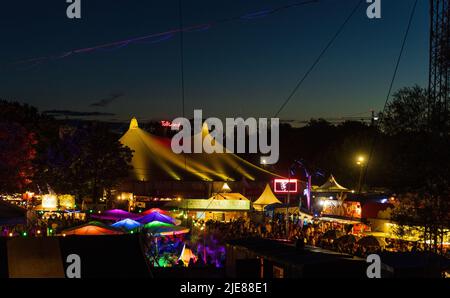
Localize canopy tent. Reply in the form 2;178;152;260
178;244;197;266
137;211;178;225
119;118;279;182
144;220;173;229
208;192;250;201
0;201;26;225
62;221;124;236
111;218;142;231
314;175;349;193
141;208;169;216
143;221;190;236
91;209;140;221
253;184;282;211
165;193;251;212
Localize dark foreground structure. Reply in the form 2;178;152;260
0;235;151;278
226;238;368;278
225;238;450;278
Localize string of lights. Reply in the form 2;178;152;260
273;0;364;118
12;0;318;68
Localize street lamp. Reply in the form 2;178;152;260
356;156;365;193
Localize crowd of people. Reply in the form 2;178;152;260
1;210;86;237
198;213;448;258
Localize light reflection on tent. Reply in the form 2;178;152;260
119;117;279;181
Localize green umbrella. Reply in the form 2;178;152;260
143;221;173;229
143;221;189;236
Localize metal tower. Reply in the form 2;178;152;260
428;0;450;130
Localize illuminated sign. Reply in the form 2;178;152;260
274;179;298;194
42;194;58;210
58;194;75;209
160;120;181;130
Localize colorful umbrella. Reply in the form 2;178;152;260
111;218;142;231
62;221;124;236
141;208;169;216
144;221;189;236
143;221;173;229
137;212;177;225
92;209;140;221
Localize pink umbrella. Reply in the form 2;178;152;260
141;208;169;216
92;209;140;221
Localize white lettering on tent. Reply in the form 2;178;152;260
66;254;81;278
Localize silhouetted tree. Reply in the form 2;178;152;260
382;86;450;254
44;123;133;207
0;122;37;192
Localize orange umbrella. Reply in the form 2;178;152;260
62;222;124;236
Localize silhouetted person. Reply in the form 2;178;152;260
296;237;305;252
177;260;185;267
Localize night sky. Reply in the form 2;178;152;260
0;0;429;124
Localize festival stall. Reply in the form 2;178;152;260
166;193;251;221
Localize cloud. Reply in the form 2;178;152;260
43;110;116;117
90;92;125;107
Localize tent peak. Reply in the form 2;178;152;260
129;117;139;130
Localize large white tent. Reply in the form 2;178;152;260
119;117;278;182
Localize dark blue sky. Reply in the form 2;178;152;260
0;0;429;123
